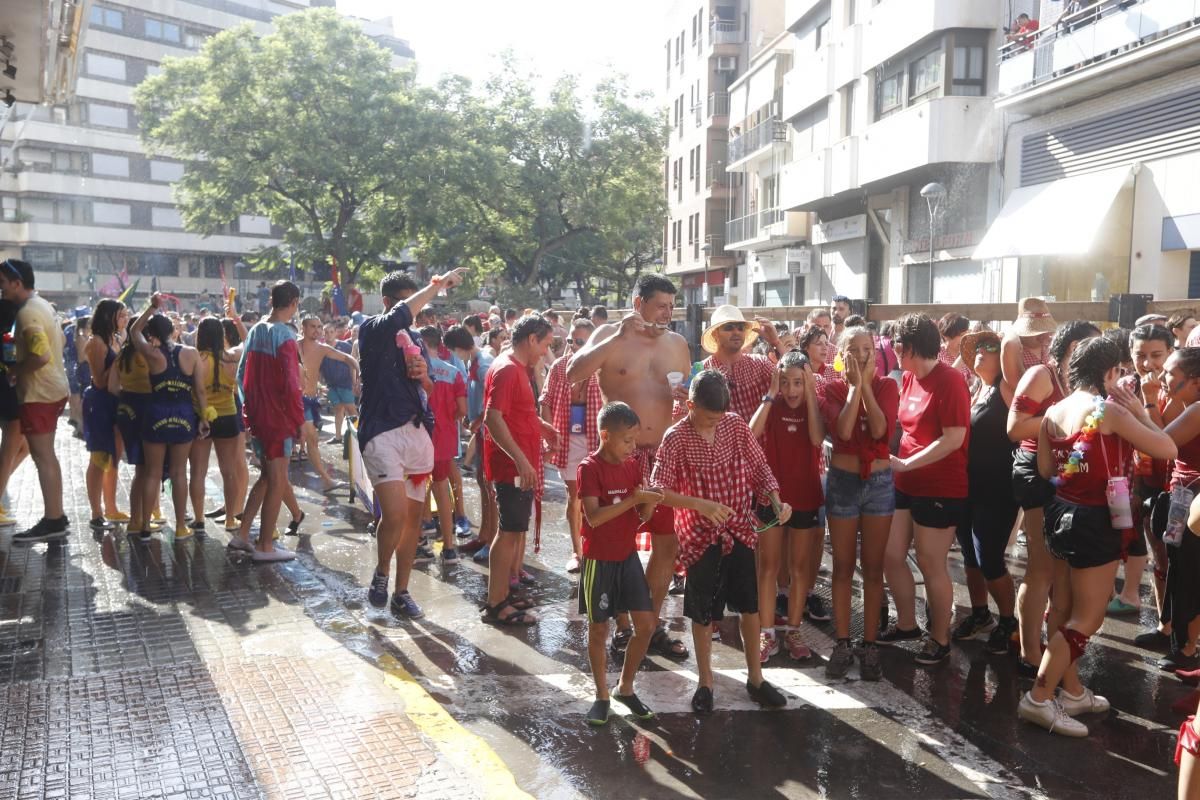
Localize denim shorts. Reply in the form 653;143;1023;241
825;467;896;519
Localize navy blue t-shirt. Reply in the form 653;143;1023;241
320;339;354;389
356;302;433;448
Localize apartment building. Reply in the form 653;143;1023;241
976;0;1200;302
766;0;1033;307
0;0;414;308
662;0;746;306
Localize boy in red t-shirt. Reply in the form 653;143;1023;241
577;401;664;726
419;326;468;566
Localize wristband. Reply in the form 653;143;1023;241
202;406;219;423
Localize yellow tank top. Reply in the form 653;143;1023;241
117;351;151;394
200;352;237;416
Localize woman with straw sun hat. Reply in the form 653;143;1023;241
1001;297;1057;394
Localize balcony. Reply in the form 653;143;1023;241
728;116;788;168
996;0;1200;115
782;46;834;121
862;0;1001;70
707;91;730;119
726;209;810;251
705;161;731;198
830;136;860;196
710;19;742;46
781;149;831;210
858;96;994;186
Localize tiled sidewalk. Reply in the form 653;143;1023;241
0;422;486;800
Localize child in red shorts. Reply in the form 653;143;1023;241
420;326;467;567
578;401;664;726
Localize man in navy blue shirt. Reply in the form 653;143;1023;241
360;267;464;619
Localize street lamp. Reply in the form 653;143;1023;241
920;182;947;304
700;241;712;307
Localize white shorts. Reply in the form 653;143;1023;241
565;433;589;481
361;423;434;500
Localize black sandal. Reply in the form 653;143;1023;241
609;627;633;656
505;593;535;611
286;511;305;536
649;626;689;661
481;601;537;626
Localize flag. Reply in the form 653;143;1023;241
330;257;347;316
117;278;140;306
99;268;127;298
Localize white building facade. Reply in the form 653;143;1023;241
0;0;413;308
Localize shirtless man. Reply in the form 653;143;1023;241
568;273;693;660
298;315;358;493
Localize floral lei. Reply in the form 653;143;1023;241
1051;394;1106;487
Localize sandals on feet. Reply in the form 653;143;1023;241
649;626;689;661
610;627;633;656
481;601;538;626
505;593;535;611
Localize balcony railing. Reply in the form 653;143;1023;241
726;212;760;245
728;116;788;163
997;0;1195;94
694;103;703;127
710;19;741;45
705;162;727;187
707;91;730;118
759;208;785;228
705;234;728;257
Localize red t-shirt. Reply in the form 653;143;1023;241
762;399;823;512
577;454;642;561
895;362;971;498
483;353;541;484
821;376;900;473
427;358;466;462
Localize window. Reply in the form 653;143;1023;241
86;102;129;129
149;160;184;183
90;152;129;177
910;50;942;99
876;71;903;119
841;82;857;138
951;45;986;96
92;202;131;225
238;215;271;235
144;18;182;43
20;199;55;223
85;52;126;82
152;207;184;229
89;5;123;30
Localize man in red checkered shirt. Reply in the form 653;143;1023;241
651;370;792;713
700;305;789;422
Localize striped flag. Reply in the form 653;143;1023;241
117;278;140;305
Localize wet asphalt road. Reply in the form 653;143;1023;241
1;427;1190;799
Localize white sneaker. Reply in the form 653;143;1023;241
1058;687;1111;716
1017;692;1088;737
565;553;580;574
251;546;295;563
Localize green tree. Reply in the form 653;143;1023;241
134;8;432;288
415;62;667;306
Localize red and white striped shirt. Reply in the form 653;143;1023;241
651;412;780;570
702;353;775;422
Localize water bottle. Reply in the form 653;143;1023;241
2;332;14;364
1105;477;1134;530
1164;484;1195;547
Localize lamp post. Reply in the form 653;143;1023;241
919;182;947;304
700;241;712;307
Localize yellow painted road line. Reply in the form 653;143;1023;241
377;653;534;800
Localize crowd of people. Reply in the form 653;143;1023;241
6;254;1200;784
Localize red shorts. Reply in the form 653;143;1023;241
636;444;675;536
432;458;452;482
20;398;67;436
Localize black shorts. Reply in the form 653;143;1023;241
209;413;245;440
495;482;534;533
956;501;1019;581
0;379;17;422
1012;448;1055;511
578;552;653;623
1044;498;1124;569
755;503;820;531
683;540;759;625
895;490;966;530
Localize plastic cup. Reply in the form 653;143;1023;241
666;371;684;389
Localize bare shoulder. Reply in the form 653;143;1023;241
589;322;620;345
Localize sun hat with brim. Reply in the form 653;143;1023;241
1009;297;1057;337
702;305;759;354
960;330;1002;376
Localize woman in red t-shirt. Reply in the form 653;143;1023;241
822;327;899;680
881;314;970;667
749;350;825;664
1007;320;1100;674
1018;337;1175;738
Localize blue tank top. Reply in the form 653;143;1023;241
150;345;193;404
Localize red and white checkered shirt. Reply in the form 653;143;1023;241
1022;344;1048;370
651;412;780;570
539;355;602;470
702;353;775;422
938;346;974;386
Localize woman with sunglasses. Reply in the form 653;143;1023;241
880;314;970;666
1019;337;1175;737
541;318;603;574
822;326;899;679
950;330;1019;654
1008;321;1101;674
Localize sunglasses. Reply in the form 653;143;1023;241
570;337;587;347
977;341;1001;353
720;323;747;333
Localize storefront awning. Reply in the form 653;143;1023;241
972;167;1133;260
